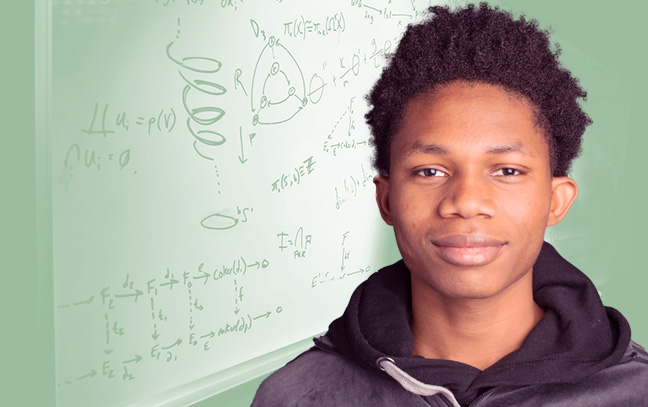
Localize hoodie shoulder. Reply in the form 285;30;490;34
484;341;648;406
250;345;427;407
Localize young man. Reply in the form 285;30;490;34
252;4;648;406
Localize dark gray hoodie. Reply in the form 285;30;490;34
252;242;648;406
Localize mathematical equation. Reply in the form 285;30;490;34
311;231;372;288
323;96;370;156
58;101;179;188
335;163;374;210
155;0;206;7
277;227;313;259
82;102;177;137
350;0;417;25
271;155;317;193
155;0;250;8
56;255;279;387
311;266;372;288
282;11;346;40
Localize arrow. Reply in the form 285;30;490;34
161;338;182;350
193;272;210;285
152;330;160;340
234;307;240;315
238;127;247;164
364;4;382;14
257;105;304;125
201;331;215;339
268;92;291;106
73;295;95;306
159;279;179;289
76;370;97;380
253;312;271;320
123;355;142;364
114;289;143;301
278;70;290;85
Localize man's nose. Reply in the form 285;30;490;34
437;173;497;219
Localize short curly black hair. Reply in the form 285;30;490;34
365;2;591;177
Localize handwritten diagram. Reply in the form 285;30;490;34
251;36;308;126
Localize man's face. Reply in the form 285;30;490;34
374;81;576;301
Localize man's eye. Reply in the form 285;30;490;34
494;168;522;176
417;168;447;177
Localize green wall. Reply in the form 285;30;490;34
2;1;55;406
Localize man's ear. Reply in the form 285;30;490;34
374;175;393;226
547;176;578;226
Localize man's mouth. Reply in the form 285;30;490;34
431;235;506;267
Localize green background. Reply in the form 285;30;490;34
3;1;647;406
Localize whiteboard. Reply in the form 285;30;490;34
47;0;459;406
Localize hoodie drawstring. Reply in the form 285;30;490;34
377;357;461;407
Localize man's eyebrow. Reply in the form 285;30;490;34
485;142;535;157
406;141;450;156
405;141;535;157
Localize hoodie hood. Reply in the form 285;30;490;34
319;242;631;405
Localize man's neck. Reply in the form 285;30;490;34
408;271;544;371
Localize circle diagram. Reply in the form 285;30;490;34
251;37;308;125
